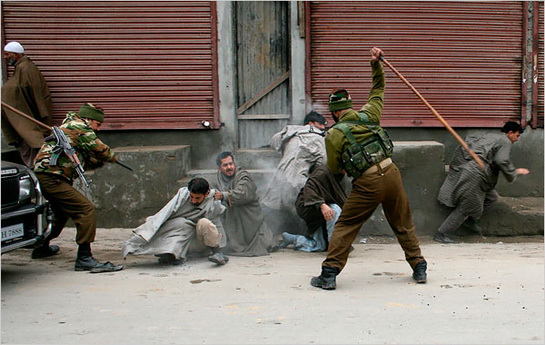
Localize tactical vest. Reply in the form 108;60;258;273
333;113;394;178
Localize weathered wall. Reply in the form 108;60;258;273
85;145;192;228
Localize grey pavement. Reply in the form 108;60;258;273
1;228;544;345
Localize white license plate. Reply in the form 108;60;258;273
1;223;24;241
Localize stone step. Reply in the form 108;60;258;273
480;196;544;236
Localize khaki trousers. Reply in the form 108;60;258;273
323;163;425;272
195;218;222;247
35;173;96;245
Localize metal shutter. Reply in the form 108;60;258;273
2;1;219;130
307;1;524;128
537;1;544;128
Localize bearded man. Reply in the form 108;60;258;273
210;151;274;256
2;41;52;167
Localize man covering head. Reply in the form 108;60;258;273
261;110;328;236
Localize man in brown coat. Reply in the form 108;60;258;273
2;41;52;168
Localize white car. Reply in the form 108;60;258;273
1;160;52;254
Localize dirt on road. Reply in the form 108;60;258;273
1;228;543;345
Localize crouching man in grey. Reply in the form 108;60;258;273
122;177;229;266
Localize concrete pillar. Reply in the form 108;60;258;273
216;1;237;150
290;1;307;124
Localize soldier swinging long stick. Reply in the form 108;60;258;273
379;56;486;170
1;101;133;182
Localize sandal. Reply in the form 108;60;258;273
89;261;124;273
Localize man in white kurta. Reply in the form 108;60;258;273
122;177;229;265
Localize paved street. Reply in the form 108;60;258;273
1;228;543;345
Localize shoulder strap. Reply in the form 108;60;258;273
334;123;358;145
333;111;381;141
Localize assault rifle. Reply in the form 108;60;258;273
50;126;90;188
1;101;133;178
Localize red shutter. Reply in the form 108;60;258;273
2;1;219;130
307;1;524;128
537;1;544;128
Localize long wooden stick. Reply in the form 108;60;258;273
1;101;52;130
380;57;485;170
1;101;133;171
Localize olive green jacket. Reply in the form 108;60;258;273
325;60;385;175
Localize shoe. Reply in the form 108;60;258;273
31;245;59;259
89;262;125;273
275;239;290;249
462;218;483;235
75;255;124;272
208;252;227;265
310;266;339;290
156;253;183;266
221;253;229;263
412;261;427;284
433;232;455;244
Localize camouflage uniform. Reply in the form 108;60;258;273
34;112;116;245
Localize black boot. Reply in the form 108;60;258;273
31;243;60;259
75;243;123;273
412;261;427;284
310;266;339;290
208;247;228;265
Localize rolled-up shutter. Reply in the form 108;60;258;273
308;1;524;128
2;1;218;130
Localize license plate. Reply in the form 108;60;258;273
1;223;24;241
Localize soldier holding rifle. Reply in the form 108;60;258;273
32;103;124;273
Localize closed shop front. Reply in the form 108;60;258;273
307;1;525;128
537;1;543;128
1;1;219;130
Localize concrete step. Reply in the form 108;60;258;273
480;196;544;236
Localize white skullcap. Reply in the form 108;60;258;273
4;41;25;54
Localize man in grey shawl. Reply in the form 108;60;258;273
261;111;328;236
280;164;349;252
211;151;275;256
122;177;229;265
434;121;530;243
